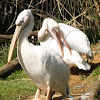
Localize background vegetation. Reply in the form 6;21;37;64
0;0;100;43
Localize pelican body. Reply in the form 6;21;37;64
58;23;93;60
38;18;92;70
8;10;70;100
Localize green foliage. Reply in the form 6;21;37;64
0;69;37;100
92;66;100;81
0;44;9;67
0;79;37;100
79;65;100;81
98;95;100;100
0;44;17;68
6;69;29;80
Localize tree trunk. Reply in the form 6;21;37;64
0;30;38;44
0;58;21;78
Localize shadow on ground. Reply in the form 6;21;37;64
70;62;100;76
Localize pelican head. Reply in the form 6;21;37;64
38;18;72;57
16;9;33;26
38;18;65;56
40;18;59;39
43;18;59;31
8;9;34;64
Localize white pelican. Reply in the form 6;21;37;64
8;9;70;100
38;18;92;70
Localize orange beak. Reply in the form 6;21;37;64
54;30;64;57
8;26;21;64
53;29;72;57
59;33;72;54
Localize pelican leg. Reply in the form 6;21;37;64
46;87;52;100
67;85;72;98
62;85;71;99
33;88;41;100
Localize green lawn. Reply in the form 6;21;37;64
0;70;37;100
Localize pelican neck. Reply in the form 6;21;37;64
18;15;34;44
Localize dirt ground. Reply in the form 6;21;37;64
69;43;100;95
27;43;100;100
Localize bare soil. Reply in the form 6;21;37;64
69;43;100;95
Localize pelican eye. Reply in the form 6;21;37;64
16;19;24;26
52;27;58;32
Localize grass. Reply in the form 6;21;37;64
5;69;29;80
0;79;37;100
79;65;100;82
0;70;37;100
91;65;100;81
0;44;17;68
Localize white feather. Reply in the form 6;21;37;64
58;23;93;58
38;18;92;70
12;10;70;98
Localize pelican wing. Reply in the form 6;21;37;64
59;23;92;56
